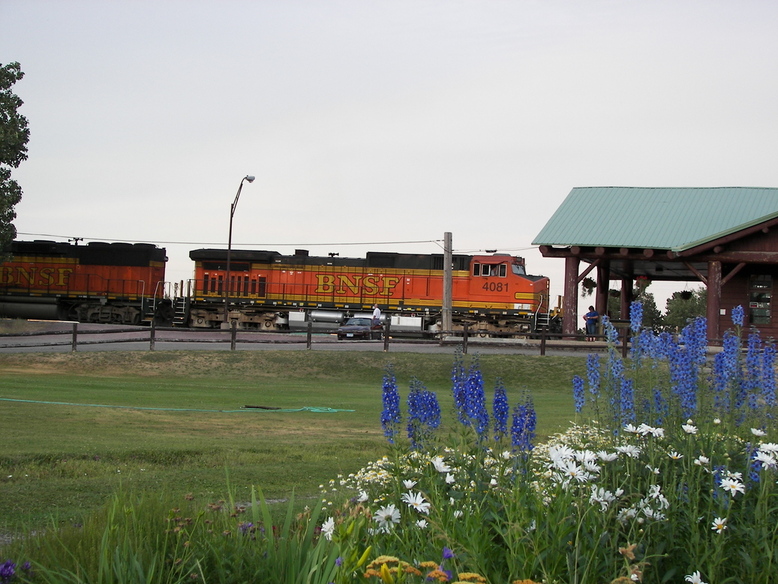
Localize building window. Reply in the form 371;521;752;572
749;275;772;325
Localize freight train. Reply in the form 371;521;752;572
0;240;558;336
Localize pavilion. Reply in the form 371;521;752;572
533;186;778;341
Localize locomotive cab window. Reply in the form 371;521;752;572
473;263;506;277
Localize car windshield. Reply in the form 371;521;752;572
345;318;371;326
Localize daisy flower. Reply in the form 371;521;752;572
373;504;401;532
401;491;431;514
615;444;641;458
754;451;777;469
711;517;727;533
719;477;746;497
431;456;452;473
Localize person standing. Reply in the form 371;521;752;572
372;304;381;327
583;305;599;341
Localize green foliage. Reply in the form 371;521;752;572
0;61;28;256
607;289;663;330
12;486;341;584
664;288;707;331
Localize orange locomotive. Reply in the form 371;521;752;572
0;240;169;324
187;248;553;336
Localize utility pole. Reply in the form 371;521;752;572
442;231;453;335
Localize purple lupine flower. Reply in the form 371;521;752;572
451;348;467;424
744;332;763;394
0;560;18;583
629;301;643;333
464;357;489;438
762;340;776;407
492;378;509;441
652;386;667;427
620;378;635;425
602;315;619;343
406;377;440;450
586;353;600;396
511;394;536;452
669;317;707;419
732;305;745;327
380;365;402;444
572;375;585;413
712;331;740;414
442;547;455;560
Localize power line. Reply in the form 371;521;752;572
18;232;442;248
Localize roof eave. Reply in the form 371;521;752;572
673;212;778;256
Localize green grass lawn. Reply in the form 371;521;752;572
0;349;583;532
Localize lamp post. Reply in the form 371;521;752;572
223;174;255;325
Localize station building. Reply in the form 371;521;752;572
533;186;778;341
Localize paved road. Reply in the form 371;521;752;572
0;321;601;356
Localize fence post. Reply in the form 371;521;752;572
150;319;156;351
540;329;547;356
306;320;312;350
230;320;237;351
71;323;78;352
463;322;469;354
383;319;390;352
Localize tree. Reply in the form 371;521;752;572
0;62;29;257
606;289;663;330
664;288;707;332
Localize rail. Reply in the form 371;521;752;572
0;321;620;355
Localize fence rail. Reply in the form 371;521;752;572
0;321;617;354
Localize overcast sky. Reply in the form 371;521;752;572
3;0;778;311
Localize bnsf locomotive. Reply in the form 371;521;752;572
0;240;170;324
0;240;556;336
186;248;553;336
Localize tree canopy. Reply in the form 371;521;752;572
0;61;29;256
664;288;707;332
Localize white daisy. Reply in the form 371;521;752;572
720;477;745;497
711;516;727;533
401;491;431;514
373;504;401;532
431;456;452;473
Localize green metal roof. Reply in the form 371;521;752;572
532;186;778;252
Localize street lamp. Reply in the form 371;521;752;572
223;174;255;325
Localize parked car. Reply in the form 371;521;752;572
337;317;382;340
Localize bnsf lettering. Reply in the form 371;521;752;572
0;266;74;287
314;274;401;296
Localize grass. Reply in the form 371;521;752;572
0;349;582;533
